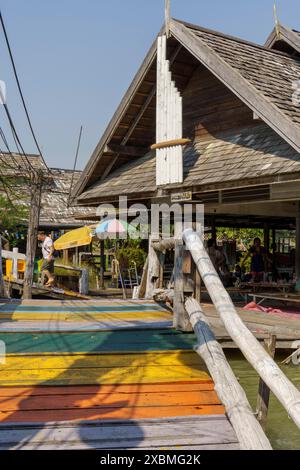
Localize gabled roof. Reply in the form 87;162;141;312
265;23;300;55
77;123;300;204
74;18;300;200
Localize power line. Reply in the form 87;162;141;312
0;10;51;174
68;125;83;207
2;103;35;174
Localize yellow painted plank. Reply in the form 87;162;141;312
0;351;210;386
1;351;204;370
0;311;170;321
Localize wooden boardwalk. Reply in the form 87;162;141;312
0;299;239;450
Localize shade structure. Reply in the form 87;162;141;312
96;219;137;237
54;226;93;250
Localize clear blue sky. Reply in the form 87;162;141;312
0;0;299;170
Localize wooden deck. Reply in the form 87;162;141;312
0;299;239;450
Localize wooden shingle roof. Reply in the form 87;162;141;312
265;23;300;55
74;18;300;202
77;124;300;204
0;153;93;227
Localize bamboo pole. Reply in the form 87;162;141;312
185;297;272;450
152;237;175;253
183;228;300;429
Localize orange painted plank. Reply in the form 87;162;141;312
0;381;215;397
0;404;225;423
0;390;221;411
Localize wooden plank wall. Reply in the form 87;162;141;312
182;64;257;140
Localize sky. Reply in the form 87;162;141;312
0;0;299;170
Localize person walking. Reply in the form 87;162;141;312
38;231;55;287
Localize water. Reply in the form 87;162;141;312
226;351;300;450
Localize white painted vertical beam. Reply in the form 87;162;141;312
155;33;183;186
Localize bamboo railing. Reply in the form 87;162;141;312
142;229;300;449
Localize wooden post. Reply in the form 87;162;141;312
211;216;217;241
100;240;105;289
135;256;148;299
23;172;43;299
185;297;272;450
0;236;4;298
79;268;89;295
256;334;277;430
12;248;19;280
264;222;270;253
173;240;192;331
165;0;170;38
194;264;201;303
183;228;300;429
145;236;161;299
272;229;276;254
296;216;300;278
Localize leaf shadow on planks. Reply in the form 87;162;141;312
0;322;212;450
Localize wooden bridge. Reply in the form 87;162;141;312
0;299;239;450
0;230;300;450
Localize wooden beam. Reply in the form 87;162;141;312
256;334;276;430
104;144;148;157
296;215;300;278
170;19;300;154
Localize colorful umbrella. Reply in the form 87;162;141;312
96;218;137;236
54;226;93;250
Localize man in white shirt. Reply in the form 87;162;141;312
38;231;55;287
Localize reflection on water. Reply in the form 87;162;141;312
226;351;300;450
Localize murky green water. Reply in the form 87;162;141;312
226;351;300;450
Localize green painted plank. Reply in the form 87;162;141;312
0;330;197;354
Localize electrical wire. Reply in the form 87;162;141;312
0;10;51;174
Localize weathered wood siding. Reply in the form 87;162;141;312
182;64;256;140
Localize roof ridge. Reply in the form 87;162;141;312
172;18;297;59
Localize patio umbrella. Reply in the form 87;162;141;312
95;218;137;237
54;226;93;250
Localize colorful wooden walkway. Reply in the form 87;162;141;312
0;299;239;449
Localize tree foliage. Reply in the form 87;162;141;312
0;194;28;232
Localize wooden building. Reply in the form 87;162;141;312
0;152;93;231
73;19;300;272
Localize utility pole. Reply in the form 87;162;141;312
23;170;43;299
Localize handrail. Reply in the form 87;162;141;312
183;228;300;430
